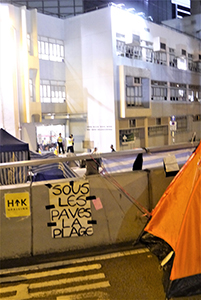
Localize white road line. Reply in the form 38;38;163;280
29;273;105;289
0;283;29;300
29;281;110;299
0;281;110;300
0;263;102;283
0;273;105;294
0;285;17;293
0;248;149;276
57;291;109;300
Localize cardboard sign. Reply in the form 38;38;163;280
48;180;94;238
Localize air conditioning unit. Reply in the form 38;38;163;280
153;37;166;52
125;34;140;45
193;53;201;62
175;44;187;58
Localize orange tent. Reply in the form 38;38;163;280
141;141;201;298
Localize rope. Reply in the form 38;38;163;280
89;155;151;218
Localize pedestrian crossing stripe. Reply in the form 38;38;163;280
57;291;109;300
0;264;102;283
0;281;111;300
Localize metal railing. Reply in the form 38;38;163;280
0;142;197;171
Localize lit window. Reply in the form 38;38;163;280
126;76;142;107
40;80;66;103
177;57;187;70
170;83;186;101
27;34;31;53
29;79;33;101
38;36;64;62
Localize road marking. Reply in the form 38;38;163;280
0;248;148;299
29;273;105;289
57;291;109;300
0;263;102;283
30;281;110;299
0;283;29;300
0;248;149;276
0;262;110;300
0;281;111;300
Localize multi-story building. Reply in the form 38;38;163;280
0;3;200;152
1;0;192;23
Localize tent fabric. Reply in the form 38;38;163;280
0;128;29;185
166;274;201;298
0;151;29;185
29;151;78;181
144;142;201;281
0;128;29;152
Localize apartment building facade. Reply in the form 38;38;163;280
0;4;200;152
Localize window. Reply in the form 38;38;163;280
169;48;177;67
148;126;168;136
188;53;197;72
40;80;66;103
153;51;167;65
125;45;142;59
129;119;136;128
141;40;153;62
188;85;201;102
176;116;187;131
38;36;64;62
133;46;142;59
29;79;33;102
170;83;186;101
119;128;144;145
126;76;142;107
116;40;125;56
156;118;161;125
151;81;167;101
160;43;166;50
193;115;201;122
146;48;153;62
27;34;31;54
116;33;125;41
134;77;140;84
116;33;125;56
181;49;186;56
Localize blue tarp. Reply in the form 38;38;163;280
29;151;78;181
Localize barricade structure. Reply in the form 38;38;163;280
0;143;197;260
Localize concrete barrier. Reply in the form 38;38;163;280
148;168;175;209
0;183;32;259
0;168;175;260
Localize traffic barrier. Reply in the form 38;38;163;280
0;168;174;260
0;183;32;258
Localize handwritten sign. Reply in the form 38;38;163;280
5;192;30;218
48;180;93;238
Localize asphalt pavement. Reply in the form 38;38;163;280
0;243;201;300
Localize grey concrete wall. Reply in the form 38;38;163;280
0;183;32;259
149;169;174;209
31;171;149;256
0;168;175;260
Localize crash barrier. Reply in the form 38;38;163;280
0;143;197;260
